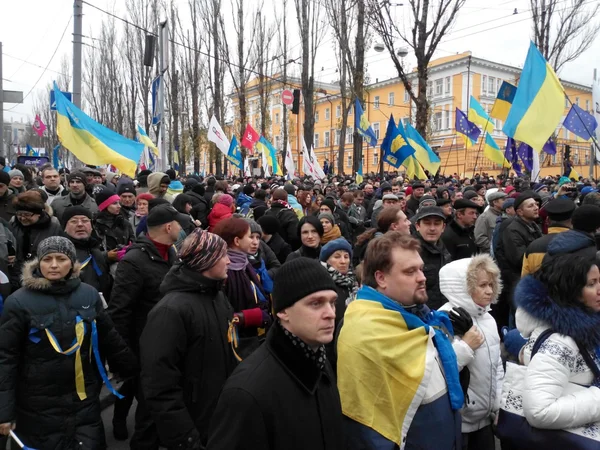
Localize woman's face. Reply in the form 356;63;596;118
300;223;320;248
321;219;333;233
106;202;121;215
581;265;600;312
327;250;350;275
248;232;261;255
40;253;72;281
471;270;494;307
10;176;23;188
473;195;485;207
316;197;323;207
235;227;253;253
137;199;149;215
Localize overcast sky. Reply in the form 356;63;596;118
2;0;599;124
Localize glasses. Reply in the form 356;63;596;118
67;218;91;225
16;212;36;219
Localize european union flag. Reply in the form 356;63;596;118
380;115;414;168
542;137;557;155
564;104;598;141
505;137;523;176
455;108;481;142
518;142;533;172
355;98;378;147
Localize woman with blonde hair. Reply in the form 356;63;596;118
439;254;504;450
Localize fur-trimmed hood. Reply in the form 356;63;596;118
21;258;82;291
515;275;600;350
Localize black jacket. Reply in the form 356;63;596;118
264;203;300;250
441;219;478;261
0;190;15;222
66;234;113;302
0;260;135;450
265;233;292;264
107;236;178;355
140;264;238;449
416;232;452;310
94;211;135;251
207;322;344;450
502;216;542;277
189;194;210;228
249;198;268;221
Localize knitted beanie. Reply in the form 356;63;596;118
8;169;24;180
117;182;136;196
218;194;234;207
61;205;93;228
0;170;9;186
179;228;228;273
572;205;600;233
272;257;337;313
245;219;263;235
67;172;88;187
257;215;280;235
95;186;120;212
318;212;335;225
37;236;77;265
321;198;336;213
319;238;352;262
136;193;154;202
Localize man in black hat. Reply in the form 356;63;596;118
406;182;425;216
118;181;137;220
441;198;480;261
108;204;184;445
521;198;575;276
413;206;452;310
52;172;99;222
207;258;343;450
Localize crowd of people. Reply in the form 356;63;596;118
0;155;600;450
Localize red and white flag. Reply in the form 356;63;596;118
33;115;46;137
240;124;260;151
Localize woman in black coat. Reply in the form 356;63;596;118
0;237;136;450
286;216;324;262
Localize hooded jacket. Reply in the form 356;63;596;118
207;203;233;232
438;256;504;433
147;172;174;203
515;275;600;430
543;229;598;265
236;193;254;215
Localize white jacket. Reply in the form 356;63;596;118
439;258;504;433
516;308;600;429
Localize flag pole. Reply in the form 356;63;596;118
472;117;492;177
442;135;456;176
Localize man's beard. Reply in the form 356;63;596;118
412;284;428;304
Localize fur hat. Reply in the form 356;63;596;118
13;191;45;214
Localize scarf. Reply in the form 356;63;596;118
322;262;356;289
227;248;250;271
279;321;326;370
273;199;293;210
321;224;342;245
298;244;321;260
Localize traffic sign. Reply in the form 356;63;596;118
282;89;294;105
50;90;72;111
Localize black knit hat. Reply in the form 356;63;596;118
68;172;88;187
0;170;9;186
272;257;337;313
117;182;136;196
321;198;336;214
257;215;280;235
572;205;600;233
61;205;93;228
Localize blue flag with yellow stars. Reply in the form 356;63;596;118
355;97;378;147
563;104;598;141
455;108;481;148
505;138;523;176
518;142;533;172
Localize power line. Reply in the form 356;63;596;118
3;54;70;78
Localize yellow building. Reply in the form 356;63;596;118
231;52;594;178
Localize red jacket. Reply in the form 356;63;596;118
208;203;233;231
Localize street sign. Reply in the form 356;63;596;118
282;89;294;105
50;90;72;111
2;90;23;103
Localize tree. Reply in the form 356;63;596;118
367;0;465;136
254;8;278;139
530;0;600;72
275;0;291;173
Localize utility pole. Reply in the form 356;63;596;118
73;0;83;108
158;20;168;171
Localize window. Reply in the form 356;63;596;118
444;109;451;130
482;75;487;94
373;152;379;165
336;105;341;118
325;108;330;120
374;96;380;109
445;77;451;95
275;112;280;124
574;150;579;164
388;92;395;106
401;117;410;127
314;133;319;148
347;155;352;168
346;127;354;144
335;129;341;145
404;90;410;102
427;81;433;97
274;136;281;149
585;150;590;165
552;152;557;164
435;79;443;96
576;97;580;106
315;111;319;122
488;76;495;94
324;131;330;147
586;99;591;112
373;122;380;140
433;112;442;131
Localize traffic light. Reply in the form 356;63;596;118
291;89;301;115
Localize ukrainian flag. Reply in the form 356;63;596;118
356;162;364;184
490;81;517;122
55;84;144;177
137;124;159;155
503;42;564;152
469;96;494;134
381;115;414;168
404;123;441;174
256;136;282;175
483;134;511;168
404;155;428;180
355;97;378;147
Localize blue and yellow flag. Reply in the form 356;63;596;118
227;136;243;170
403;155;428;180
380;115;414;168
136;124;159;156
404;123;441;174
490;81;517;122
483;135;511;168
256;136;282;175
355;97;377;147
356;162;364;185
468;96;494;134
55;84;144;177
25;144;34;156
173;150;180;172
503;42;564;151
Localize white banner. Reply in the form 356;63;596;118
285;141;296;179
302;138;316;177
261;150;271;177
309;145;326;180
244;157;251;177
207;115;230;156
531;148;541;182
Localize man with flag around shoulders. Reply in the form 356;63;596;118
337;232;463;449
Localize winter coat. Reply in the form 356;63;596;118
515;275;600;430
264;203;300;250
248;240;281;281
39;185;67;205
207;203;233;232
265;233;292;264
51;194;98;224
474;207;502;253
415;232;452;311
0;219;16;279
442;219;478;261
543;229;598;265
438;257;504;433
236;193;254;215
286;244;321;262
107;236;178;355
93;211;134;251
521;226;569;276
249;198;268;221
140;263;238;448
189;194;210;228
0;260;136;450
66;235;112;302
147;172;174;203
501;216;542;278
207;322;344;450
0;190;16;222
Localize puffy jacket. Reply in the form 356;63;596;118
0;259;136;450
52;193;98;223
207;203;233;232
543;229;598;264
140;263;237;448
515;275;600;430
438;256;504;433
521;226;569;276
236;193;253;215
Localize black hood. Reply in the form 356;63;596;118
160;262;223;295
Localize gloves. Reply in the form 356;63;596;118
502;327;527;358
261;309;272;328
448;306;473;337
